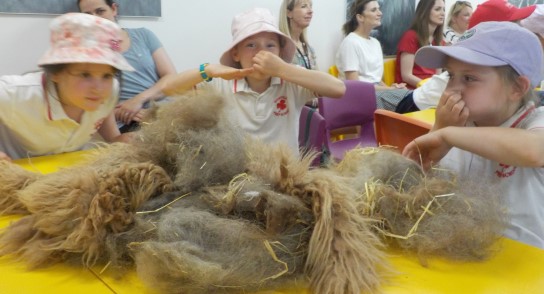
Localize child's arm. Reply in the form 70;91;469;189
97;113;133;143
399;52;422;88
403;126;544;171
253;51;345;98
159;65;254;96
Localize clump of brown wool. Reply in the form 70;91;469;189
105;185;313;294
133;87;249;192
0;160;42;214
336;148;507;262
245;141;388;294
0;162;173;268
373;174;507;262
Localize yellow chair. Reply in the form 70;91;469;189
328;65;339;78
383;57;396;86
417;77;430;88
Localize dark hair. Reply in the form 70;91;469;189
77;0;116;8
342;0;377;35
41;63;68;75
409;0;444;47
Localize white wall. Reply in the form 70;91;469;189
0;0;492;76
0;0;346;75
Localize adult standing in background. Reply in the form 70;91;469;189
78;0;176;132
443;1;473;45
279;0;317;70
395;0;445;89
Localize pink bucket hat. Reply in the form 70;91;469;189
415;21;543;87
38;13;134;71
220;7;296;67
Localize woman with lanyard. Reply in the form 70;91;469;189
279;0;319;108
279;0;317;71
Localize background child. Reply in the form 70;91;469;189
0;13;133;161
78;0;177;132
159;7;345;154
403;22;544;248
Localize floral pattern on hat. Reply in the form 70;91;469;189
38;13;134;71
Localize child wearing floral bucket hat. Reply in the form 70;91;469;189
402;21;544;249
0;12;134;161
159;7;345;154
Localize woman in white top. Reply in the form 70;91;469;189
336;0;408;110
337;0;403;89
443;1;473;45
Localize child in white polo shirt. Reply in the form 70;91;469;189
0;13;134;161
159;8;345;154
403;22;544;248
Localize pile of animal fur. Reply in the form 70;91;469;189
0;87;507;294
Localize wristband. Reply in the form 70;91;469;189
199;63;212;82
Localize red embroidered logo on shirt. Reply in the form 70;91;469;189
495;163;517;178
273;96;289;116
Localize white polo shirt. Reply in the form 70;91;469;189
200;77;313;153
440;103;544;249
0;71;118;159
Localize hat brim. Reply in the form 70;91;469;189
415;46;508;69
38;47;134;72
511;5;536;21
219;24;296;68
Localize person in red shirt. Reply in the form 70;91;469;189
395;0;445;89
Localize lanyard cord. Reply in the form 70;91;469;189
296;45;311;70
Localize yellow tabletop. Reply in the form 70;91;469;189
2;151;543;294
403;108;436;126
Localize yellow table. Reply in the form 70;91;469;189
403;108;436;126
1;151;543;294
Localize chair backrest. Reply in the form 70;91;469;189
318;80;377;160
374;109;432;152
383;58;396;86
319;80;376;135
298;106;326;165
328;65;339;78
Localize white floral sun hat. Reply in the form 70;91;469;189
220;8;296;67
38;13;134;71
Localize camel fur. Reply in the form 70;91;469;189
0;87;507;294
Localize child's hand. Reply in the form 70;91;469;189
252;51;286;77
402;130;451;171
207;64;254;80
433;90;469;130
116;98;144;124
0;151;12;162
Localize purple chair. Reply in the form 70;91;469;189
299;106;327;166
318;80;377;161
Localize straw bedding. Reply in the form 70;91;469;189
0;87;507;293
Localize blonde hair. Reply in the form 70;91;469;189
496;65;537;105
279;0;308;44
447;1;472;28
